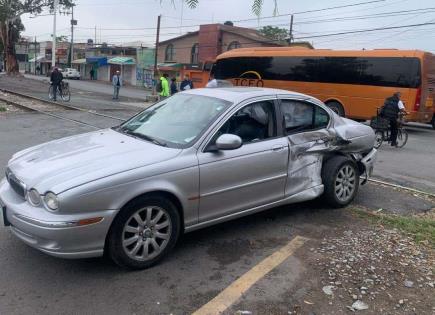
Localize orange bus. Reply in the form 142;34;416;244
213;48;435;127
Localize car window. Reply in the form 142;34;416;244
280;100;329;134
217;101;276;144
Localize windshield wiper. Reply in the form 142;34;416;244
119;128;167;147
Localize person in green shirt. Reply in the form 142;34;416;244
159;73;170;100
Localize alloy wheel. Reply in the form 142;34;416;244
122;206;172;261
334;165;356;202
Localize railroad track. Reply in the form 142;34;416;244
0;88;127;129
0;88;126;122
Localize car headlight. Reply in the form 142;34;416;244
44;192;59;211
27;188;41;206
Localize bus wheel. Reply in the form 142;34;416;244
326;101;345;117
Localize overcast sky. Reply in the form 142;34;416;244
20;0;435;52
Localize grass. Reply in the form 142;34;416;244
0;107;6;112
351;207;435;248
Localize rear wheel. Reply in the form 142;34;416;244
107;196;181;269
321;156;359;208
374;131;383;149
396;128;408;148
61;86;71;102
326;101;345;117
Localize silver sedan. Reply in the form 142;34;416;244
0;88;377;269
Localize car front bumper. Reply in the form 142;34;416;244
0;178;117;259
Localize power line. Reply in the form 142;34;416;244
294;21;435;40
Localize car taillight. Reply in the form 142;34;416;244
414;87;422;111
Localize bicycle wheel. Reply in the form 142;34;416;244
396;128;408;148
61;87;71;102
374;131;383;149
48;85;54;100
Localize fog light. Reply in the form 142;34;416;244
44;192;59;211
27;189;41;206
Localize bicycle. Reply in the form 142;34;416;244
48;81;71;102
370;108;408;149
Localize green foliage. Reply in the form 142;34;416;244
0;0;74;23
166;0;278;16
258;25;289;41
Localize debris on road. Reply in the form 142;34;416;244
351;300;369;311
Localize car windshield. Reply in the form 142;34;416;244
116;93;231;148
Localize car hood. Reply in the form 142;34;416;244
7;129;182;194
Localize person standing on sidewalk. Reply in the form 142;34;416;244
112;70;122;100
170;77;178;95
50;67;63;101
158;73;170;100
180;74;194;91
90;68;95;80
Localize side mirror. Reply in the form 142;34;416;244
214;134;242;151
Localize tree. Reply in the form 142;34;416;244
174;0;278;16
259;26;289;42
0;0;74;74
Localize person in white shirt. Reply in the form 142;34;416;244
206;73;218;88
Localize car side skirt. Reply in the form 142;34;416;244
184;184;324;233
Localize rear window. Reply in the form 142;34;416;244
215;56;421;88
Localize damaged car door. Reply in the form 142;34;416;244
279;98;333;197
198;99;289;222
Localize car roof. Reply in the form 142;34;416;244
181;87;313;103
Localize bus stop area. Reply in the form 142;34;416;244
0;75;434;314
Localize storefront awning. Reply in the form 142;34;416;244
108;57;136;65
86;56;107;66
28;56;45;62
72;58;86;64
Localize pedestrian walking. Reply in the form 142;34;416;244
158;73;170;100
380;92;407;147
170;78;178;95
180;74;194;91
90;68;95;80
50;67;63;101
112;70;122;100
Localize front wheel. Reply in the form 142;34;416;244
61;88;71;102
107;196;181;269
374;131;383;149
321;156;360;208
396;128;408;148
48;85;54;100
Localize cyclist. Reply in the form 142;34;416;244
380;92;407;147
50;67;63;101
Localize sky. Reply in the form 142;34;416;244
20;0;435;52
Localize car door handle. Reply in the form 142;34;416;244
271;145;286;152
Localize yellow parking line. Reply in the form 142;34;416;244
192;235;309;315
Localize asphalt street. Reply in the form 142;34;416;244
0;78;434;314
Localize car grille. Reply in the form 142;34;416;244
5;168;26;199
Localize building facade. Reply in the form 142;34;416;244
157;23;286;66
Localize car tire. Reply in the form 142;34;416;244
107;195;181;270
326;101;345;117
321;155;359;208
431;116;435;130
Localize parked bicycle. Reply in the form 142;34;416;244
370;108;408;149
48;81;71;102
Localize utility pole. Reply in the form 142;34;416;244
180;0;184;35
154;15;161;77
69;5;76;67
288;14;294;44
34;36;37;75
94;26;97;46
52;0;59;68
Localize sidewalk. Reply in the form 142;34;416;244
24;74;151;101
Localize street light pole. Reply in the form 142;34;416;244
51;0;59;68
69;5;76;67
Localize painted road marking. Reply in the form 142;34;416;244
192;235;309;315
